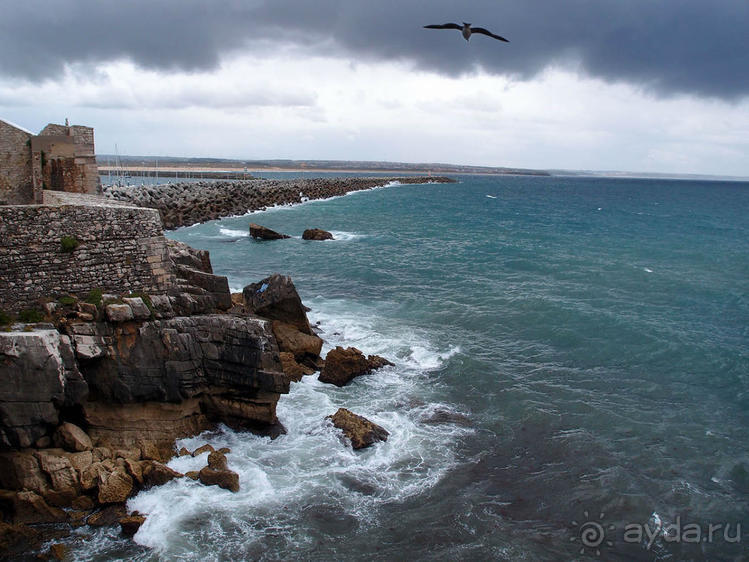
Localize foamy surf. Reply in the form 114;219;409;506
115;296;469;558
218;227;249;238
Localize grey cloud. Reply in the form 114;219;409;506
1;0;747;99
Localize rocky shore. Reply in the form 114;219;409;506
103;176;455;229
0;237;394;557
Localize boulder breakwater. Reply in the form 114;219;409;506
103;176;454;229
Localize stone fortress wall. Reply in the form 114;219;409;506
0;120;34;205
0;119;99;205
0;202;176;312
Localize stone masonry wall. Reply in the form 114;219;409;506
0;204;177;312
0;120;34;205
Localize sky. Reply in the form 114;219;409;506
1;0;748;176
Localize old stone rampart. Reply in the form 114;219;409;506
0;204;176;312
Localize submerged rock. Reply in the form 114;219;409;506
302;228;334;241
318;347;394;387
249;223;290;240
327;408;389;450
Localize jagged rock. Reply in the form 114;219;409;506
167;240;213;273
71;496;94;511
318;347;393;387
185;471;199;481
0;521;41;557
0;490;69;524
0;452;48;495
72;333;107;360
175;265;232;310
0;329;86;449
97;469;133;504
272;321;323;363
198;466;240;492
119;514;146;537
218;447;231;454
49;542;68;560
243;274;312;334
366;355;395;371
122;297;151;320
327;408;389;449
192;444;215;457
87;504;127;527
207;451;228;471
279;351;314;381
302;228;334;241
141;461;182;488
105;304;133;323
178;447;191;456
249;223;290;240
53;422;93;452
123;458;144;486
35;450;80;502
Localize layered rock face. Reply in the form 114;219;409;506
0;242;291;459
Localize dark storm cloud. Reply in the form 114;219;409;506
1;0;747;99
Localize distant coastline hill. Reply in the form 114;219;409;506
97;155;552;177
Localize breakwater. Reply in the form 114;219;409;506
103;176;454;229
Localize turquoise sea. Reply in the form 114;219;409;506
80;175;748;560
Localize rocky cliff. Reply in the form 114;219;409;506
0;239;325;556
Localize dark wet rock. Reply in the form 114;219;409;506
420;408;473;427
279;351;315;381
87;504;127;527
119;513;146;537
302;228;334;241
0;521;41;558
249;223;290;240
327;408;389;449
318;347;394;387
243;274;313;334
198;466;240;492
49;542;68;560
0;490;69;524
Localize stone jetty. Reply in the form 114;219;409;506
104;176;455;229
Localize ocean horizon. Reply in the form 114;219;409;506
75;173;748;560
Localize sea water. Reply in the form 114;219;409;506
72;175;748;560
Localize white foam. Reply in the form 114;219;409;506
218;227;249;238
328;230;364;241
644;267;653;273
122;296;468;557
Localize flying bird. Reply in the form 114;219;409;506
424;22;509;43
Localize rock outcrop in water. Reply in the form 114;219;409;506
327;408;389;449
0;240;313;553
103;176;455;229
302;228;334;241
318;346;394;387
249;223;290;240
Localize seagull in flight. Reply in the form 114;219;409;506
424;22;509;43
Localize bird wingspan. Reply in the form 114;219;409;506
470;27;510;42
424;23;462;30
